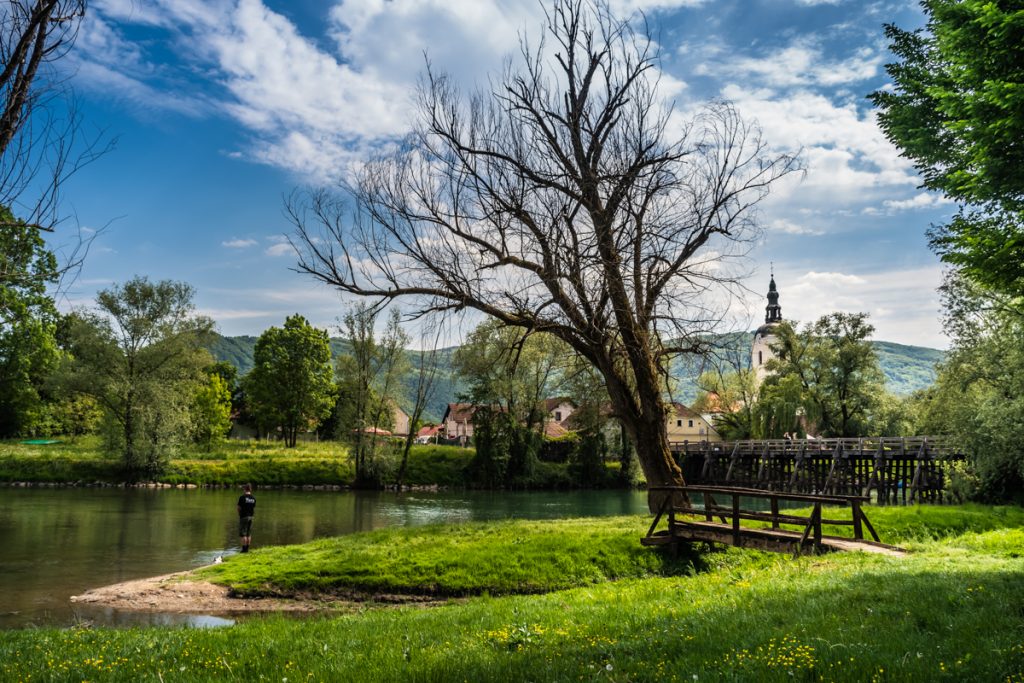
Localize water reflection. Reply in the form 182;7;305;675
0;487;647;630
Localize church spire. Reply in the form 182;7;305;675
765;269;782;324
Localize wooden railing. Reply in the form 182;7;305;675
669;437;964;504
645;485;885;554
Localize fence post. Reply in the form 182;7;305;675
732;493;741;547
852;500;863;540
813;503;822;550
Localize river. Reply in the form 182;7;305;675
0;487;648;630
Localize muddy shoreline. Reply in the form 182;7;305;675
69;570;329;615
70;569;448;617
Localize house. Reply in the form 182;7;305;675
665;402;721;443
543;397;575;424
415;424;443;444
441;402;478;445
442;399;575;444
392;404;411;437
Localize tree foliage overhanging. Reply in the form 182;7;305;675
870;0;1024;296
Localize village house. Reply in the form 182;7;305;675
441;402;477;445
443;397;720;445
666;402;721;443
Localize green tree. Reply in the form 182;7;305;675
912;272;1024;501
870;1;1024;295
563;354;612;487
192;373;232;451
0;206;61;436
760;313;884;438
62;277;214;475
246;314;334;448
693;365;759;440
334;304;406;486
454;321;566;486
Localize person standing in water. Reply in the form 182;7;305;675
237;483;256;552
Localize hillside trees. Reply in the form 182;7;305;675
246;314;334;448
290;0;798;489
62;277;213;475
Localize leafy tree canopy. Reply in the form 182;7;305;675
760;313;884;438
62;277;214;475
912;272;1024;502
871;0;1024;208
246;314;334;448
871;1;1024;296
0;205;60;436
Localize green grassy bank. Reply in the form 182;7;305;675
0;438;476;487
2;505;1023;681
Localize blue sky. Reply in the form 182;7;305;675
41;0;952;348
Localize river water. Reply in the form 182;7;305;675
0;487;648;630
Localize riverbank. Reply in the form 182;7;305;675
7;504;1020;681
0;437;625;489
0;438;472;488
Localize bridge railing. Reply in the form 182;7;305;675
645;484;883;553
669;437;964;504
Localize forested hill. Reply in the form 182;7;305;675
207;333;944;422
872;341;945;395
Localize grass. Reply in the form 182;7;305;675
0;437;472;487
195;516;699;597
2;504;1023;681
0;437;618;488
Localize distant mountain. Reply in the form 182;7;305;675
872;341;945;396
206;332;943;422
207;333;463;423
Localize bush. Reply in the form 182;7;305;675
539;434;577;462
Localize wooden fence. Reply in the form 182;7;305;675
670;437;964;504
643;485;897;555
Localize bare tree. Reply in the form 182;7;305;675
395;320;443;489
291;0;799;488
1;1;109;287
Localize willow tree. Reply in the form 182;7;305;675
291;0;797;488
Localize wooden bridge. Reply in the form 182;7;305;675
670;436;963;504
642;485;904;556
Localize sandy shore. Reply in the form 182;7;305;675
70;569;448;616
70;570;329;615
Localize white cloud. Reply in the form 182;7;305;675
696;37;883;89
882;193;954;212
222;238;258;248
757;266;946;348
768;218;824;236
265;242;294;257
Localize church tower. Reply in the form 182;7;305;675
751;272;783;384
